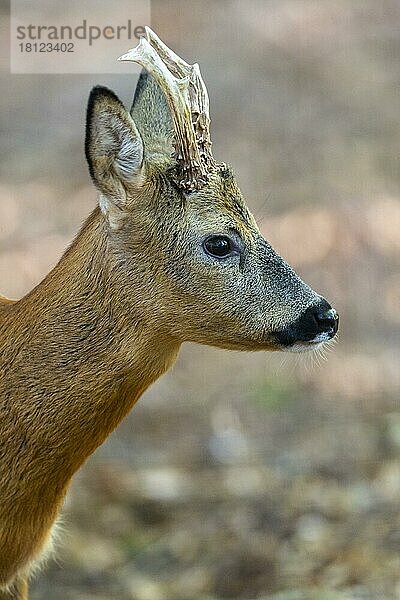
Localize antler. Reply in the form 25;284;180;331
118;26;216;191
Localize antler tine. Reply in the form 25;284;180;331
144;27;215;170
144;26;192;79
190;63;215;169
118;28;216;190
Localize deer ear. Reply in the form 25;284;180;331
85;86;144;211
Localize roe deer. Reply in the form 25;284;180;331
0;27;338;599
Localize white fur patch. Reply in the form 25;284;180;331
115;126;143;181
285;340;324;353
99;193;109;216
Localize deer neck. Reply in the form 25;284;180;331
2;206;180;486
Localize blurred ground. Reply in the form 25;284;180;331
0;1;400;598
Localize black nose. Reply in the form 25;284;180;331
314;305;339;335
276;299;339;346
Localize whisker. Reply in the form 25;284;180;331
256;191;273;219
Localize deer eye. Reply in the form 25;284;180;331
203;235;235;258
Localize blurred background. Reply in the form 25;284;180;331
1;1;400;598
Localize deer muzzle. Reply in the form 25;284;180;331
276;298;339;349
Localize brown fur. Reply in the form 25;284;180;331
0;579;28;600
0;68;326;595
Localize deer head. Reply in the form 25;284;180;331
85;27;338;353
